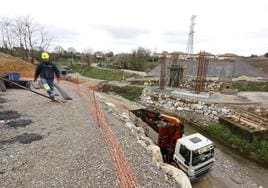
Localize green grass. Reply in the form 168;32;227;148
67;64;135;81
66;64;81;73
232;81;268;91
101;84;144;101
203;123;268;163
82;67;134;81
113;85;144;101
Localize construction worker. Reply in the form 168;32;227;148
34;52;60;99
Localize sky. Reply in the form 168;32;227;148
0;0;267;56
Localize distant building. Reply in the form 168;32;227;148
94;51;105;61
170;51;188;60
95;51;104;59
217;53;240;60
193;52;216;60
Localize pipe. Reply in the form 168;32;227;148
0;77;55;101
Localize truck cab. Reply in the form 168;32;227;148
173;133;215;180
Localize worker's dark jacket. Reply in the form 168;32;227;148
34;61;60;80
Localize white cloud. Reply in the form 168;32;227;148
0;0;267;55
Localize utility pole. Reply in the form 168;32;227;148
186;15;197;59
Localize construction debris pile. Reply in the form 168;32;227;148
140;89;232;125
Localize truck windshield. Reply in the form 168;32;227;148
192;148;214;166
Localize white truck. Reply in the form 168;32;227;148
173;133;215;180
130;108;215;180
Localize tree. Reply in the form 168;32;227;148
113;53;132;69
54;45;65;54
52;45;65;60
131;47;151;70
264;52;268;58
0;17;16;55
80;49;94;73
38;27;52;52
105;51;114;58
0;15;52;62
67;47;76;67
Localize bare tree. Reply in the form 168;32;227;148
0;17;16;55
81;49;94;73
54;45;65;54
23;16;39;63
13;15;52;62
53;45;65;61
67;47;76;54
39;28;52;51
67;47;76;67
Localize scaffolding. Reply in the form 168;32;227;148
194;52;209;93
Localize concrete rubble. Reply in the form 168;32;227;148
140;89;232;126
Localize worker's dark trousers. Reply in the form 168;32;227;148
40;78;54;96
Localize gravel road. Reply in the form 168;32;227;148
0;82;177;187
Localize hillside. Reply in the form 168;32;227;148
0;53;35;77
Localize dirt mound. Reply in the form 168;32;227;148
0;53;35;78
242;57;268;74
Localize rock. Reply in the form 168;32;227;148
177;107;184;111
121;112;129;121
147;145;163;168
170;107;176;112
195;110;203;114
137;139;147;148
174;102;181;107
140;136;154;146
193;104;203;110
167;100;174;106
160;163;192;188
125;122;135;129
105;102;116;109
212;111;218;115
222;108;230;114
136;127;145;136
184;107;190;111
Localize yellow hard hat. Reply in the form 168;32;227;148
41;52;49;60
